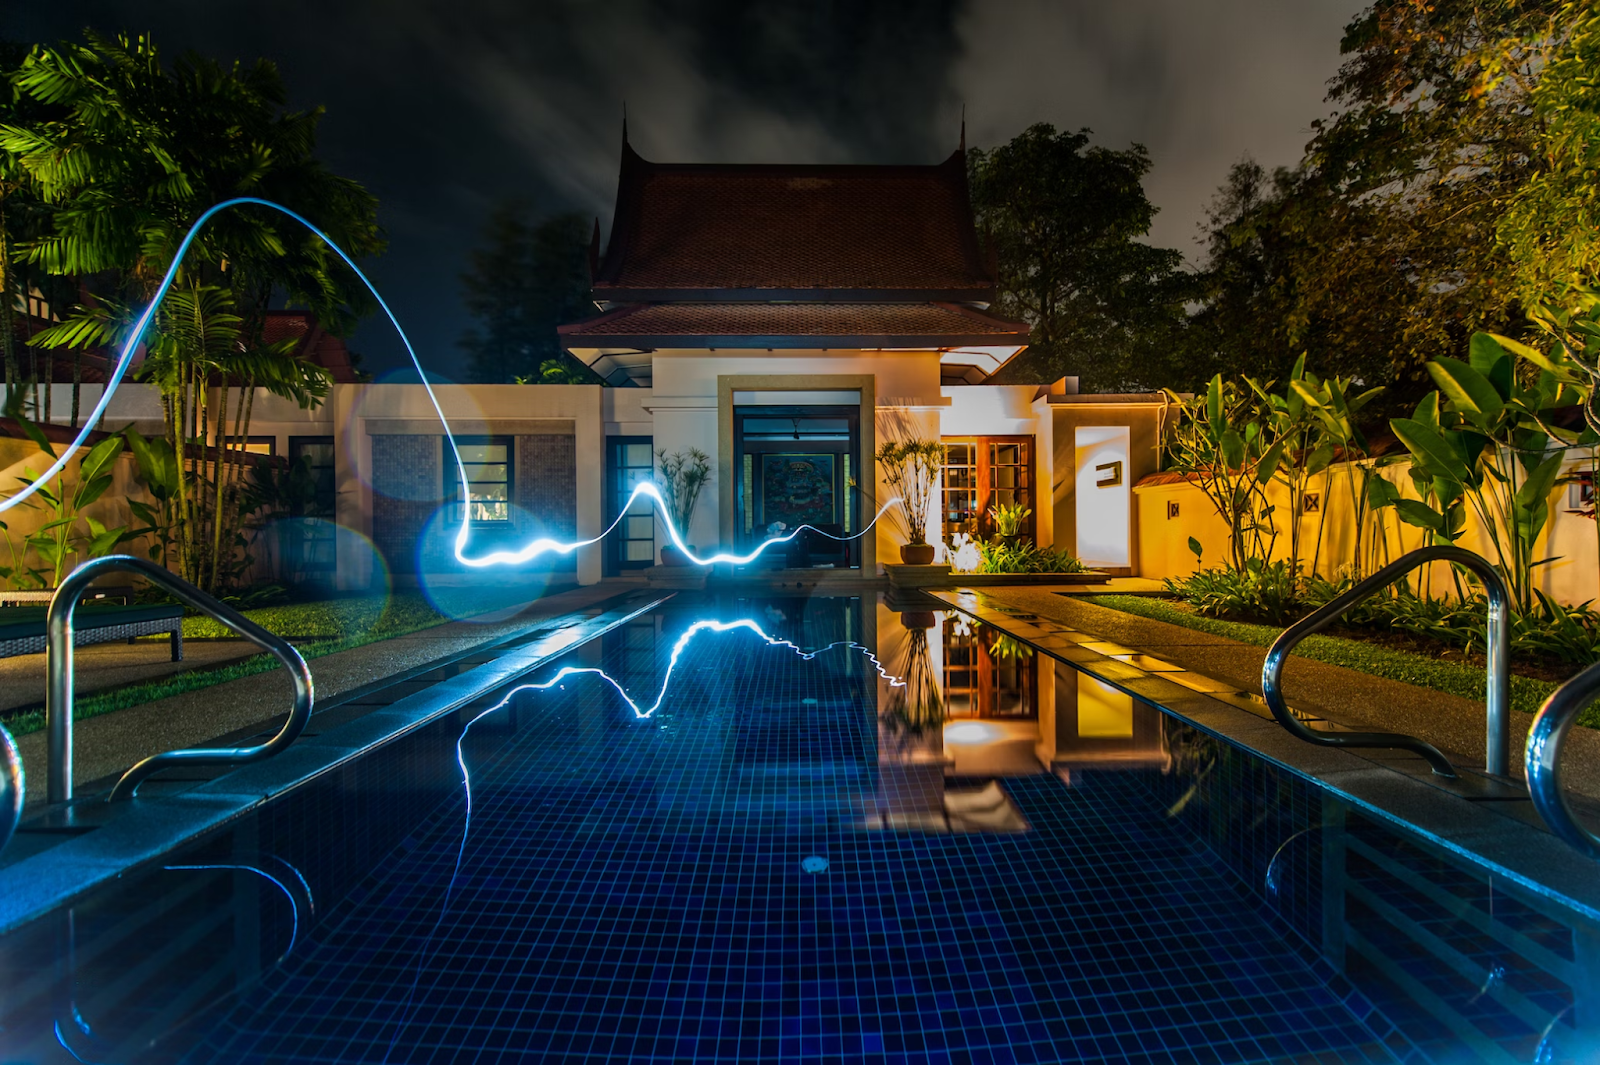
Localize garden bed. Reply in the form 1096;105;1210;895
1087;593;1597;727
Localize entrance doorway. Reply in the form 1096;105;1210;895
732;405;861;568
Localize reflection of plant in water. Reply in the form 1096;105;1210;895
987;632;1034;660
880;623;944;739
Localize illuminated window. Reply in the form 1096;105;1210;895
228;435;276;456
940;436;1034;541
452;437;512;522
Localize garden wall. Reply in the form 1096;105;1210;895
1134;456;1600;605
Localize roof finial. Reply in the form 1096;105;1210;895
959;103;966;153
621;101;629;148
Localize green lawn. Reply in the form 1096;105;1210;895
183;591;455;641
2;588;552;737
1083;594;1594;726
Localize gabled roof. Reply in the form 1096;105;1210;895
592;142;995;301
559;301;1030;348
263;311;360;383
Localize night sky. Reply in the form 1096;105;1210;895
11;0;1362;377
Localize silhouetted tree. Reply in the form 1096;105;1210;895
459;204;599;384
968;124;1191;391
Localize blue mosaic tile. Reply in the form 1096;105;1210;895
2;595;1596;1065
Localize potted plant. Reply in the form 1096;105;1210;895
876;438;945;565
655;447;710;566
987;502;1031;544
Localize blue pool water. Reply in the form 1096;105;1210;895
2;594;1595;1063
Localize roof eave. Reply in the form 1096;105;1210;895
562;333;1028;350
589;286;997;303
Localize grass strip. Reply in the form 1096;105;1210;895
183;592;456;641
1;589;540;737
1083;594;1592;726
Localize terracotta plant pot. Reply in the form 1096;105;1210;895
900;542;936;566
660;545;692;567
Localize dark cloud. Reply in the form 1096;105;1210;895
10;0;1363;372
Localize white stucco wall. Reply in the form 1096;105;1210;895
645;349;945;563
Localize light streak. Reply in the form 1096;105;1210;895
0;196;900;573
381;617;899;1060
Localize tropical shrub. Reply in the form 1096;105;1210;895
987;502;1032;539
1387;331;1582;613
0;420;134;588
1164;560;1301;625
655;448;710;539
976;541;1086;575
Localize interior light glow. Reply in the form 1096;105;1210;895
0;196;899;572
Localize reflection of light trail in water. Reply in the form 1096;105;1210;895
0;196;902;573
381;618;899;1061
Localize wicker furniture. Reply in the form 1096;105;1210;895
0;604;184;660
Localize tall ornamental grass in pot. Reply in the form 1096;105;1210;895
876;439;945;565
656;447;710;565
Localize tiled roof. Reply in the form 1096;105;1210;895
560;301;1031;347
593;144;994;299
263;311;360;383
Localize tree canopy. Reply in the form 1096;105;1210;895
458;204;600;384
1181;0;1582;401
969;124;1191;391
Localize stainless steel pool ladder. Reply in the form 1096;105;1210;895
47;555;314;805
1526;660;1600;859
1261;545;1511;780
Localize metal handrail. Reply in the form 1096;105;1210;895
1526;659;1600;859
47;555;314;804
0;720;21;854
1261;545;1511;779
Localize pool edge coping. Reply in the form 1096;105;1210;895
0;591;671;936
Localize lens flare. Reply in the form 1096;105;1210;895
2;196;899;571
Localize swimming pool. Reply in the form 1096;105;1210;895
1;593;1595;1063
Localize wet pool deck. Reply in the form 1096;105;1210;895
8;578;649;805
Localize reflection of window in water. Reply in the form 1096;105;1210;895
943;621;1037;718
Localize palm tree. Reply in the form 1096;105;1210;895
1;30;382;591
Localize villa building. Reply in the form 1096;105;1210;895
30;135;1176;590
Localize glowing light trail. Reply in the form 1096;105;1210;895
382;618;900;1059
0;196;901;571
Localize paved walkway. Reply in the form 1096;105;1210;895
0;639;259;715
13;579;649;804
980;585;1600;800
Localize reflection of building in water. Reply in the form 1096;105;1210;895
1039;660;1170;775
943;618;1038;718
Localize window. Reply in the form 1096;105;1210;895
229;436;276;456
940;436;1034;541
451;437;512;522
289;437;337;575
289;437;336;518
607;438;655;572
